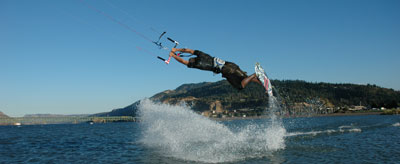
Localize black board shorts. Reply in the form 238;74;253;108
221;62;248;90
187;50;248;90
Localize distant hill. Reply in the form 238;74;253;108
93;101;140;117
94;80;400;117
0;111;10;118
24;114;91;117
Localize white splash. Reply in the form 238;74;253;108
348;128;362;132
393;122;400;127
285;130;336;137
286;125;362;137
138;99;286;163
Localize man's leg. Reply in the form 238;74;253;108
241;73;262;88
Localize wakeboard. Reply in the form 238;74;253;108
255;62;273;97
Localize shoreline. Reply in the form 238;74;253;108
1;111;393;125
211;111;385;121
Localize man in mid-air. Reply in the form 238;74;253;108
169;48;265;91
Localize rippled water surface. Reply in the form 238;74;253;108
1;102;399;163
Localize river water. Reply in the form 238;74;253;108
1;100;399;163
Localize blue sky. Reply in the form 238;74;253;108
1;0;399;117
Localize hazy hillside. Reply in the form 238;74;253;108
23;114;90;117
93;101;140;117
0;111;10;118
94;80;400;117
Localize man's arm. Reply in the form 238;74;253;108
172;48;195;54
169;49;189;65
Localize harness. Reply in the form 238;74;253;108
213;57;225;73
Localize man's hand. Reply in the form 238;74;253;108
170;48;180;57
169;50;177;57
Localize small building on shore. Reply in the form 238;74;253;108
349;106;366;111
